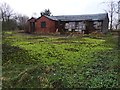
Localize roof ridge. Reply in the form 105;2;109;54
52;13;107;17
40;13;108;21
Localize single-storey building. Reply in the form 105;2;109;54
27;13;109;34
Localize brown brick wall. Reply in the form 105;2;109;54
35;16;57;33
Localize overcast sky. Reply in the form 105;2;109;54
0;0;119;18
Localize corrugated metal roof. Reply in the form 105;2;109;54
45;13;108;21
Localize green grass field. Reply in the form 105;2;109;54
2;31;119;88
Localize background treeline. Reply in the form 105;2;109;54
0;0;120;31
0;2;29;31
0;2;52;31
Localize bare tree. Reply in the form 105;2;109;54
102;0;118;30
0;3;6;22
0;2;14;22
109;1;117;30
113;17;119;29
0;2;29;30
14;14;29;30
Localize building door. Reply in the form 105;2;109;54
30;22;35;32
85;21;94;34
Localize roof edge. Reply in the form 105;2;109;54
27;17;36;21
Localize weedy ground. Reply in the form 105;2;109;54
2;31;120;88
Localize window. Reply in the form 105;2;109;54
41;22;46;28
69;22;75;29
65;22;75;29
94;21;101;29
65;23;69;29
78;22;86;30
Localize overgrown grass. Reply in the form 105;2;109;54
2;31;119;88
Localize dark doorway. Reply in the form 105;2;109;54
30;22;35;32
85;20;95;34
84;30;89;34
